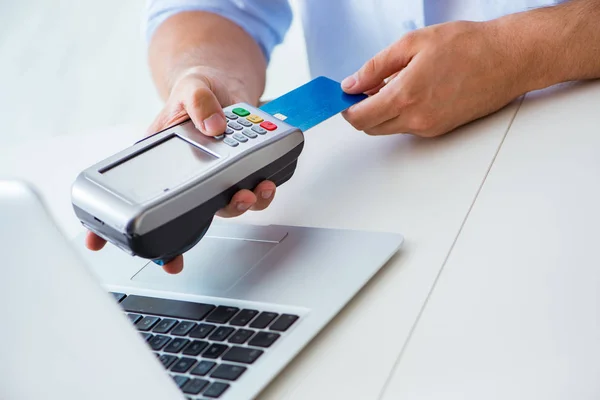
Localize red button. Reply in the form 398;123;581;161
260;121;277;131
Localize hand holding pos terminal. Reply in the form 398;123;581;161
71;77;367;265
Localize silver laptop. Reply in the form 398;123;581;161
0;180;403;400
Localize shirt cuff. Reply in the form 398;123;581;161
144;0;292;63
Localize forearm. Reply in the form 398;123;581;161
148;11;267;104
494;0;600;93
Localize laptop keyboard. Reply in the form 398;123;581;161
111;293;299;399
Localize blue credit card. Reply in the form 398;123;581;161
260;76;367;132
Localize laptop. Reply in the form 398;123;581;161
0;180;403;400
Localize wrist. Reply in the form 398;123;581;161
490;5;578;95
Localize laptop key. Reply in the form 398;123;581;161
149;335;171;351
228;329;255;344
111;292;126;302
190;360;216;376
158;354;178;369
182;378;210;395
171;374;189;388
183;340;209;356
164;338;190;353
222;346;263;364
205;306;240;324
249;312;278;329
120;295;215;321
136;316;161;331
189;323;216;339
170;357;197;373
248;331;280;348
208;326;235;342
171;321;196;336
210;364;247;381
127;313;142;324
140;332;153;342
152;318;178;333
269;314;299;332
203;382;230;398
229;309;258;326
202;343;229;359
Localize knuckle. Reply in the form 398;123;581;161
407;113;435;134
397;84;418;107
397;30;418;50
362;57;379;78
353;120;370;132
389;95;406;116
349;118;366;132
344;110;367;131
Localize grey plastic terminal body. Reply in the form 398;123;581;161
71;103;304;262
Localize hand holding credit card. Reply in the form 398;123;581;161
261;76;367;132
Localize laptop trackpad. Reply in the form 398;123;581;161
131;224;286;295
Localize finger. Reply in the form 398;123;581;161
363;114;411;136
216;189;257;218
343;76;405;131
250;181;276;211
341;35;415;94
363;71;401;96
85;231;107;251
161;255;184;274
182;80;227;136
364;82;386;96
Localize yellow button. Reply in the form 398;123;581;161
246;115;264;123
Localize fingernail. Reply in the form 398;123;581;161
341;74;357;90
203;113;225;134
261;190;273;199
236;202;251;211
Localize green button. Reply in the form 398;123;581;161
232;107;250;117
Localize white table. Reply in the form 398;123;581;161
380;80;600;400
1;98;519;398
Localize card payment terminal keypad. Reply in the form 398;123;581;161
218;107;279;148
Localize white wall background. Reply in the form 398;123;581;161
0;0;309;148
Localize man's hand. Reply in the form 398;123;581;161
341;20;525;137
343;0;600;138
85;67;276;274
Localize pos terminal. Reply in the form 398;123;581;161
71;77;366;265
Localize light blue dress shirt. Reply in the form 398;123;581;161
146;0;561;81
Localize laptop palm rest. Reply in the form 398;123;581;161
130;224;287;295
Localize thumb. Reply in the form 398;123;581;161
341;38;414;94
182;82;227;136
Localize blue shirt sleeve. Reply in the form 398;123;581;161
145;0;293;62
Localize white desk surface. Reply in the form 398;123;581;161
383;80;600;400
1;99;518;398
